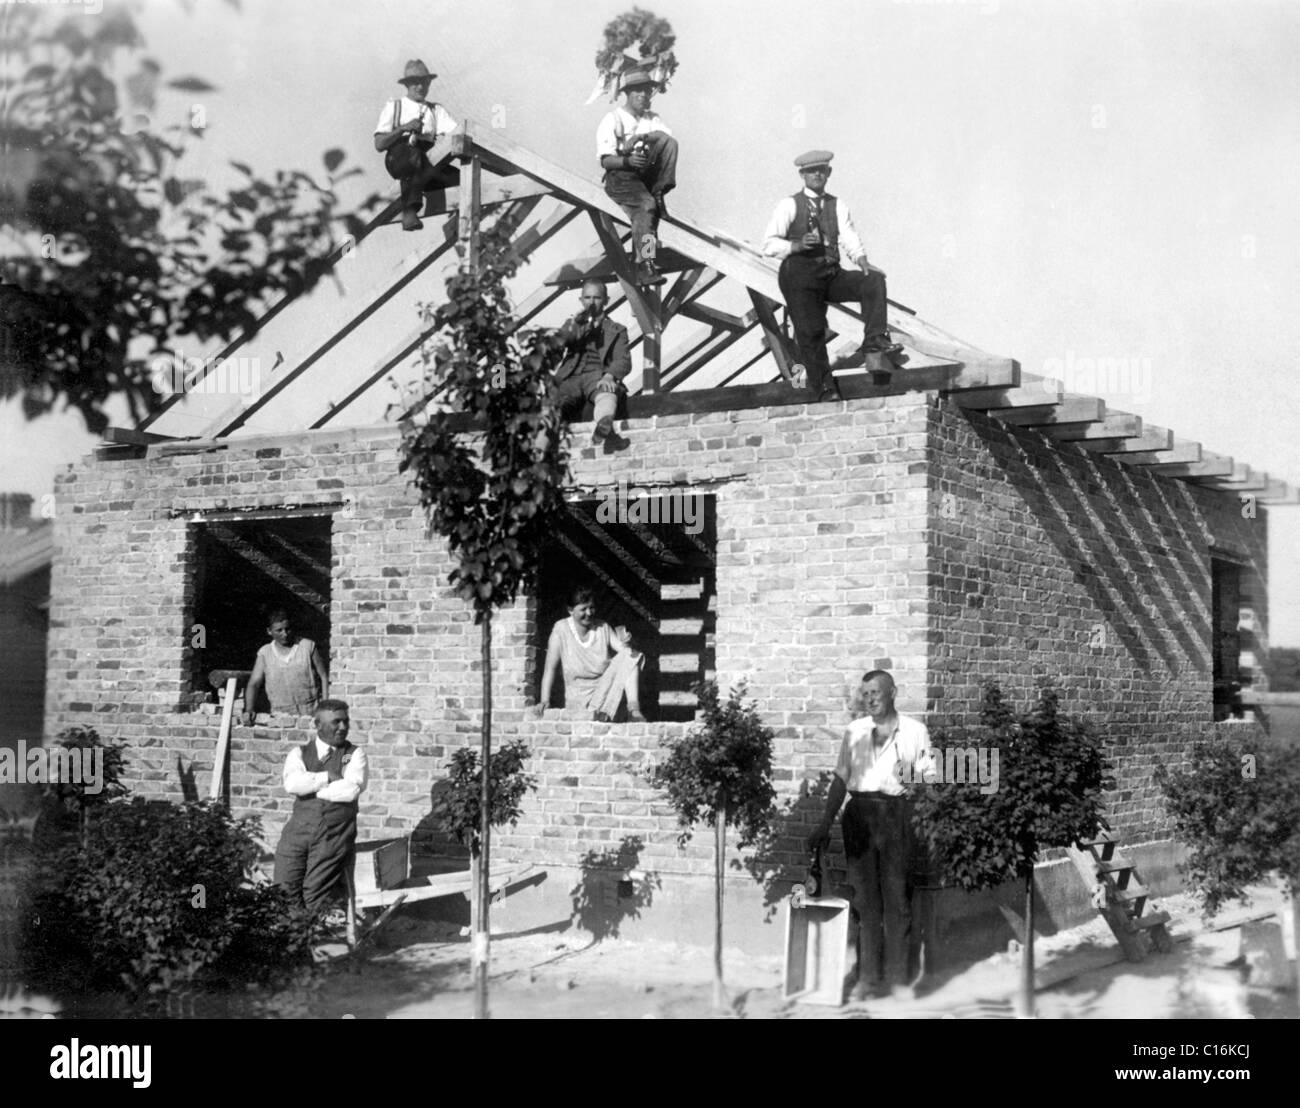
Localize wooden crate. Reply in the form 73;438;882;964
783;895;851;1006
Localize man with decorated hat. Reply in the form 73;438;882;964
596;62;679;286
374;59;460;232
763;150;903;400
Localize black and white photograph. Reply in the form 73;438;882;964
2;0;1298;1049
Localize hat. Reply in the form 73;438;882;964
619;66;659;92
795;149;834;171
399;59;436;85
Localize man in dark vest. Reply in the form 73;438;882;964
273;699;368;915
763;150;903;401
554;279;632;444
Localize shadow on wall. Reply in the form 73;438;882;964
569;835;661;942
741;774;833;920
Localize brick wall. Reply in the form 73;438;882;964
45;398;929;889
926;399;1268;844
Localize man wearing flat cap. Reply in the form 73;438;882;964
374;59;460;232
596;64;679;286
763;151;902;400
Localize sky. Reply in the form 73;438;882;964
3;0;1299;642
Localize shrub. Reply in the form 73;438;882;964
432;739;537;857
22;798;313;999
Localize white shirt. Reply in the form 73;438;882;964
374;96;457;142
596;106;672;161
283;739;368;805
833;713;933;796
762;189;868;265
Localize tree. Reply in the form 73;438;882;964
911;684;1114;1017
393;217;595;1019
432;738;537;943
0;3;381;432
36;725;129;849
1156;733;1300;996
649;679;778;1012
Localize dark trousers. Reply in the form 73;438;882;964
603;133;679;264
273;800;357;914
778;255;890;392
400;157;460;215
842;793;913;988
555;371;620;421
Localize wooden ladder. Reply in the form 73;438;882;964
1069;829;1174;962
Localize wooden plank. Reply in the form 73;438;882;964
1202;465;1269;491
418;174;552;215
590;211;661;392
1116;441;1203;466
993;396;1105;427
662;267;722;318
458;155;482;271
951;376;1062;410
660;325;754;391
1047;414;1145;442
1099;425;1179;452
747;290;798;383
209;676;237;802
543;246;693;287
318;205;578;429
1257;479;1296;502
1145;457;1236;478
675;301;755;333
102;426;178;445
199;211;463;438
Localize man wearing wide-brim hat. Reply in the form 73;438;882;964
374;59;460;231
763;150;903;400
595;63;679;286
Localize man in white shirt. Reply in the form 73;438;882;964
272;699;368;916
374;59;459;232
762;150;903;401
809;670;933;1001
596;65;678;286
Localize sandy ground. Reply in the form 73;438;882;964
284;886;1298;1020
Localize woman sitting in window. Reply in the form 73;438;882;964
534;585;646;722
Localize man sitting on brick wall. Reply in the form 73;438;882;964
808;670;933;1002
273;699;368;917
532;584;646;722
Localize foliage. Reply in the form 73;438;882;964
649;680;778;848
432;739;538;856
38;725;130;846
911;684;1114;890
594;7;679;97
1262;647;1300;693
21;798;313;999
394;221;597;616
0;4;382;431
1155;734;1300;914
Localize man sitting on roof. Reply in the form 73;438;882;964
554;279;631;445
374;59;460;232
596;64;678;287
763;150;903;402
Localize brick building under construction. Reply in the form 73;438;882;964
42;124;1294;952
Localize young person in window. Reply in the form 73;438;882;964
532;585;646;722
242;609;329;724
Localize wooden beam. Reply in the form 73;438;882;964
660;325;756;391
747;291;798;383
458;156;482;271
543;246;692;287
951;373;1062;410
1048;414;1146;442
1115;440;1203;466
1080;429;1174;454
1144;456;1235;479
418;176;552;217
456;122;1016;379
1203;466;1270;492
590;211;661;392
102;426;177;445
201;212;464;438
993;397;1105;427
675;301;755;333
319;204;577;429
1258;484;1300;505
662;267;721;318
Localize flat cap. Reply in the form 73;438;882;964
795;149;834;170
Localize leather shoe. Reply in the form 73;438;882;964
592;415;614;443
402;209;424;232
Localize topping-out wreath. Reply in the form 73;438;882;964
590;7;679;102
